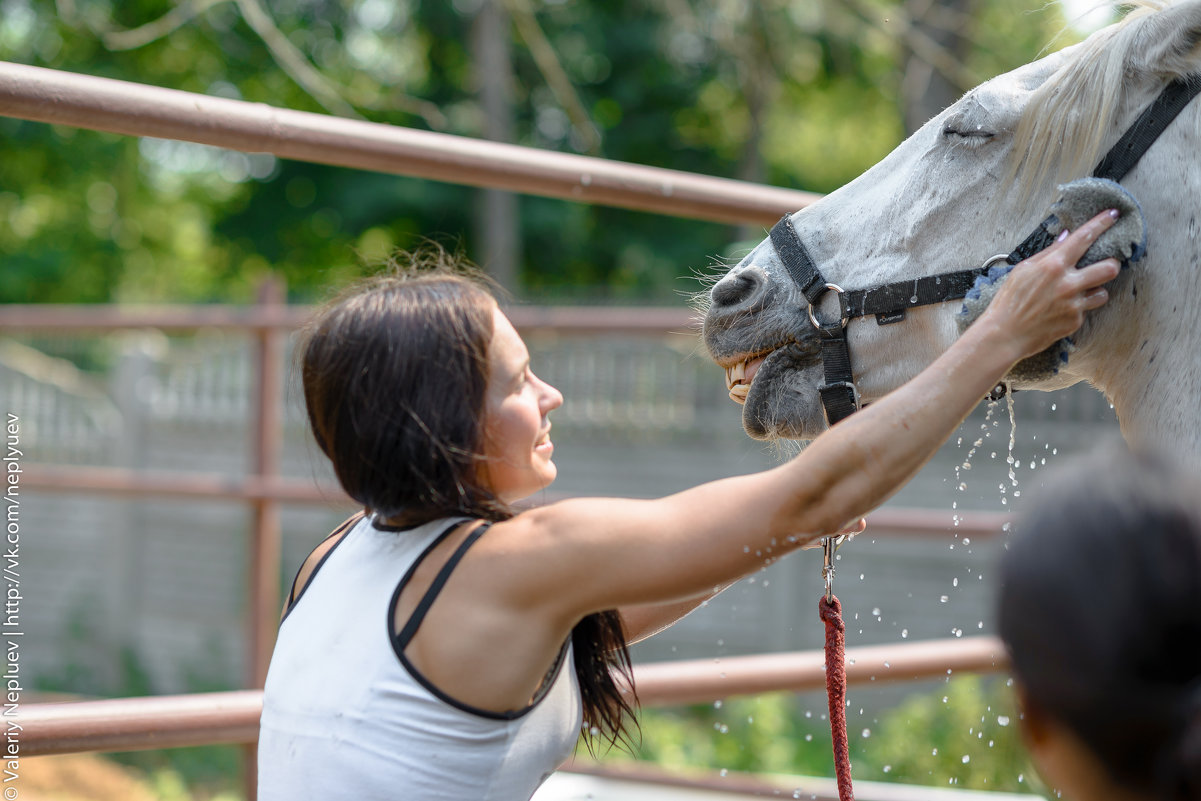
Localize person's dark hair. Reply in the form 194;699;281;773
998;443;1201;800
298;245;637;749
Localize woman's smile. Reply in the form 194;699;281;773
481;306;564;502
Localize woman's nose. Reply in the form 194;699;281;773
537;374;563;413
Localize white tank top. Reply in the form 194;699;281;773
258;515;582;801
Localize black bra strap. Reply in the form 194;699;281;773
395;522;493;648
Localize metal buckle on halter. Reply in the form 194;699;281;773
979;253;1012;272
807;283;848;331
819;380;859;407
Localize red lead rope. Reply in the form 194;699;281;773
820;594;854;801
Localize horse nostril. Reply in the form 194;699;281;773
711;269;765;308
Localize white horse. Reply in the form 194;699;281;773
702;1;1201;459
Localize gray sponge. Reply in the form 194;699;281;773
957;178;1147;383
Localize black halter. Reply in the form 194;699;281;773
770;74;1201;426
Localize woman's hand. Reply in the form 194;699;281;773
985;209;1123;359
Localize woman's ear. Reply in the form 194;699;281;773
1128;2;1201;79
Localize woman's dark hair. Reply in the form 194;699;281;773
998;443;1201;800
299;246;637;749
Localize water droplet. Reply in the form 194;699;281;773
940;595;949;603
883;765;891;773
720;769;728;777
900;628;908;638
962;755;971;764
804;733;813;742
871;607;881;616
862;728;871;738
952;577;959;587
714;700;723;709
997;715;1011;726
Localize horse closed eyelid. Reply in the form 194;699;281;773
942;125;996;140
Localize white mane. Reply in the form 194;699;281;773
1007;1;1195;201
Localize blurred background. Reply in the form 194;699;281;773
1;1;1123;798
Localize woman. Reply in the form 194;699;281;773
258;211;1122;801
998;446;1201;801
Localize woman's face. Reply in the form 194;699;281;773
480;306;564;502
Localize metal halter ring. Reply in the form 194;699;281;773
808;283;848;330
979;253;1011;271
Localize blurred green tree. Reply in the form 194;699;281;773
0;0;1083;304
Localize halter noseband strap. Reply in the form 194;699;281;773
769;220;860;423
770;73;1201;427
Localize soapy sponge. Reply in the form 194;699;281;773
957;177;1147;383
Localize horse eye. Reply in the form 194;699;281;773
943;125;996;140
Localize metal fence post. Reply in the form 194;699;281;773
245;274;286;799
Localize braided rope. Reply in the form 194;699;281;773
820;594;854;801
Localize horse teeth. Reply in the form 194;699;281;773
728;384;750;405
724;360;746;390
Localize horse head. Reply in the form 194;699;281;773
703;1;1201;453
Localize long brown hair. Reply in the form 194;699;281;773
299;246;637;749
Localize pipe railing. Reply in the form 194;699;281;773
20;635;1006;756
0;61;819;227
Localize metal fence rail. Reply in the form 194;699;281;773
21;635;1006;756
0;61;818;227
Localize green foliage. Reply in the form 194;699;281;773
595;676;1047;794
0;0;1078;303
617;693;836;776
856;675;1043;793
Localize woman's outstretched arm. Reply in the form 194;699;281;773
492;210;1122;624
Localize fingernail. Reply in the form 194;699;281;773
1057;229;1069;242
1108;209;1119;219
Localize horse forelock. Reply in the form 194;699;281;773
1006;1;1180;205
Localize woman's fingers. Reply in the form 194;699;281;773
1081;287;1110;311
1073;256;1121;290
1056;209;1120;262
840;517;867;536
